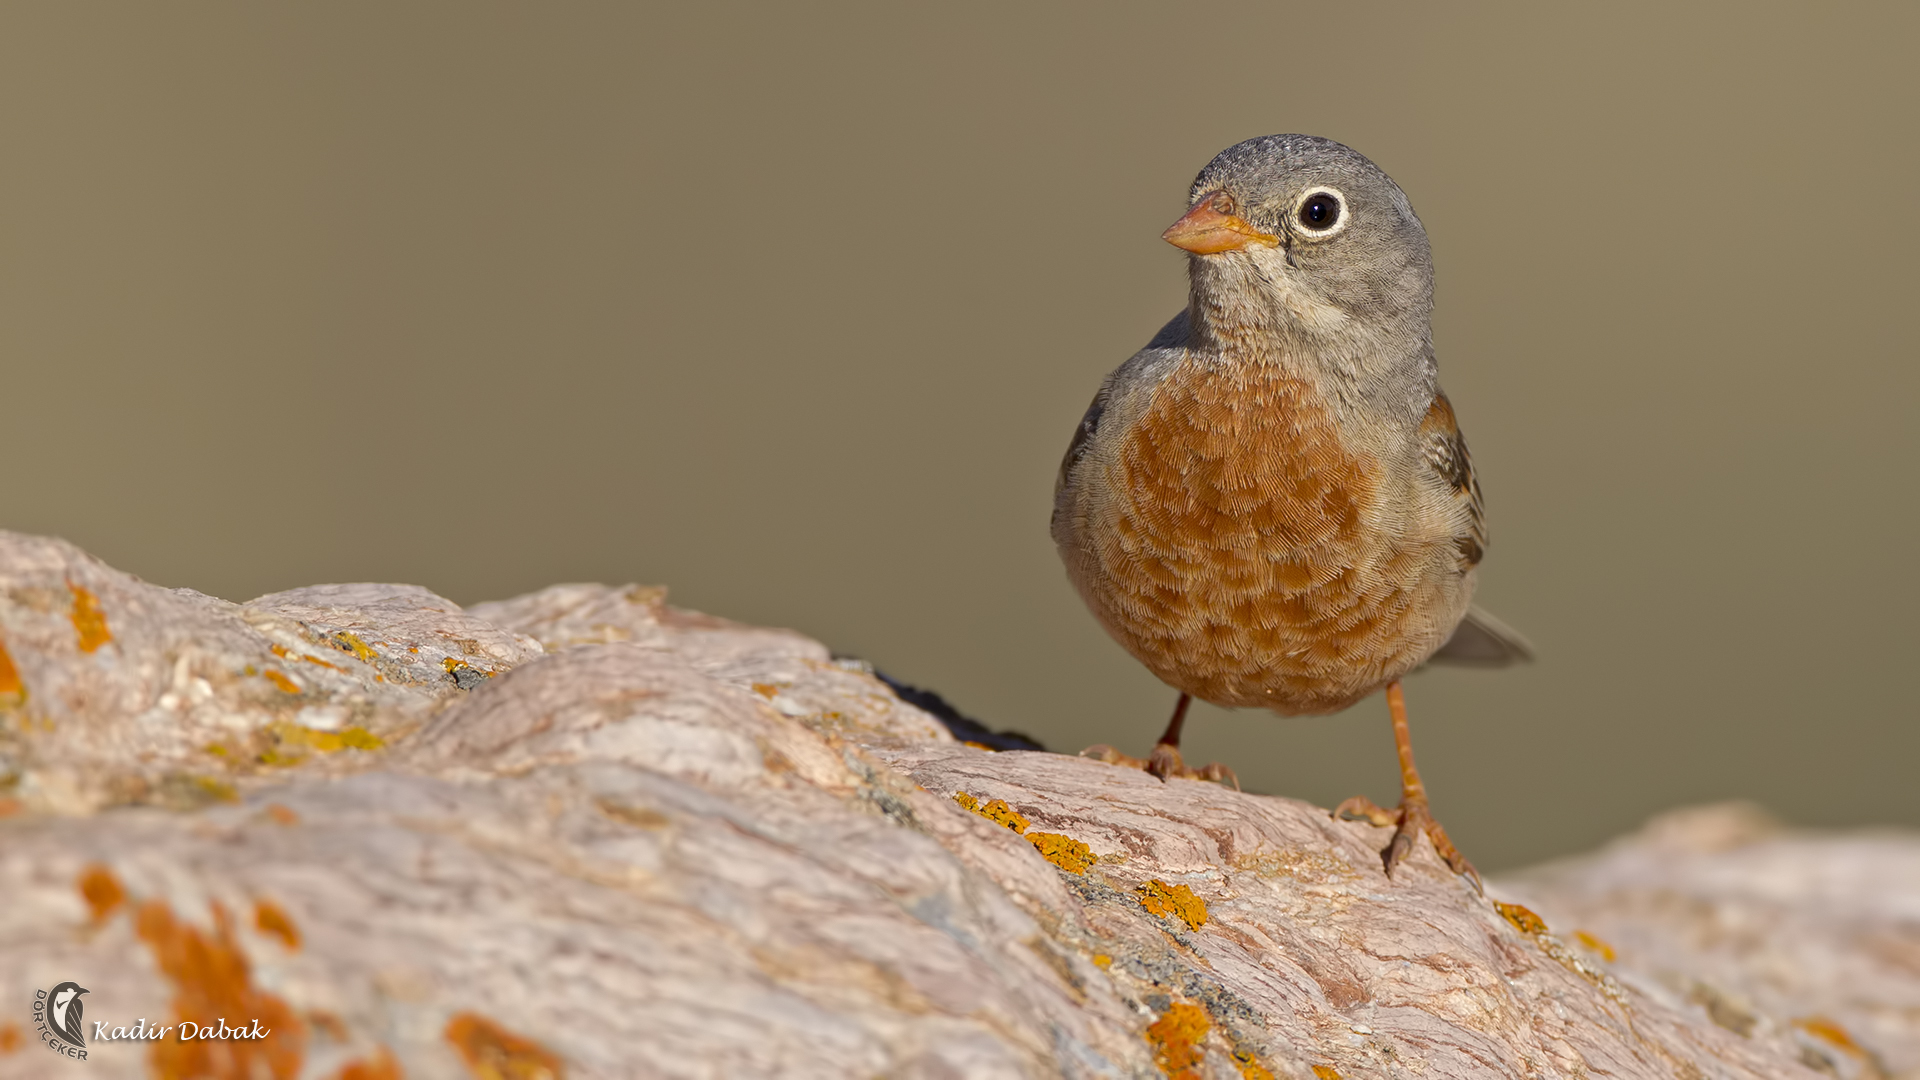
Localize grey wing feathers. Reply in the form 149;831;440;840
1429;605;1535;667
1054;310;1191;496
1421;392;1487;571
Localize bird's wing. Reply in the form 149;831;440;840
1053;310;1190;498
1419;390;1534;667
1419;389;1485;571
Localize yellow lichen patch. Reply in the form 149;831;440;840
333;1046;403;1080
1233;1048;1277;1080
136;898;307;1079
69;583;112;652
1495;900;1548;935
444;1011;564;1080
301;654;347;673
1574;929;1617;961
334;632;376;664
193;776;239;803
1027;832;1095;873
265;803;301;826
595;797;671;829
1138;880;1208;931
0;635;26;707
269;721;386;758
79;863;128;924
0;1020;21;1053
205;743;232;758
270;644;290;658
1231;847;1357;885
264;670;302;694
255;899;301;951
1145;1002;1209;1080
1311;1067;1343;1080
750;682;779;698
1794;1016;1868;1059
1091;954;1113;969
953;792;1030;833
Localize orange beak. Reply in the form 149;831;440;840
1161;196;1279;255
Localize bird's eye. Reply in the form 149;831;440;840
1208;191;1236;215
1295;188;1346;234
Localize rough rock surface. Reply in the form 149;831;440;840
0;530;1912;1079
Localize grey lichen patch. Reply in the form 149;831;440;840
842;750;921;829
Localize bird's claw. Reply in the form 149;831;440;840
1335;794;1482;895
1081;743;1239;790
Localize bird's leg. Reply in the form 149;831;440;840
1334;681;1482;893
1083;693;1239;789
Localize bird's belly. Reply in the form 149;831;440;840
1078;369;1460;714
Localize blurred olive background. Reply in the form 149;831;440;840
1;2;1913;869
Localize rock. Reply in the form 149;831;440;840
0;530;1911;1079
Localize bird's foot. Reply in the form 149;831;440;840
1334;794;1482;894
1081;742;1239;790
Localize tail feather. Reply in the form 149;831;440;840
1428;606;1534;667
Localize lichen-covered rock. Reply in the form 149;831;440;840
0;531;1911;1079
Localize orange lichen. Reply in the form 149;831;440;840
444;1012;564;1080
266;803;301;826
1794;1017;1868;1059
1027;832;1095;873
69;583;112;652
1138;880;1208;931
308;1010;350;1042
962;740;997;751
1145;1002;1209;1080
1495;900;1548;935
270;644;290;658
301;654;348;672
333;1047;404;1080
1091;954;1113;969
1574;929;1617;961
750;682;779;698
79;863;128;924
1311;1067;1343;1080
0;797;23;818
255;899;302;951
0;635;25;705
953;792;1030;833
1233;1049;1277;1080
264;670;302;694
136;898;307;1079
0;1021;21;1054
335;633;376;664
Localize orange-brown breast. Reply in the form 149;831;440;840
1079;360;1458;713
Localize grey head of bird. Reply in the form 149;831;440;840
1166;134;1436;391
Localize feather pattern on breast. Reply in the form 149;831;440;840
1057;352;1473;714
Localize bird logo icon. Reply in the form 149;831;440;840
48;982;89;1047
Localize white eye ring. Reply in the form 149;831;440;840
1292;186;1349;238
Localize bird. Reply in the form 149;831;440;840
50;982;89;1045
1051;134;1531;890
